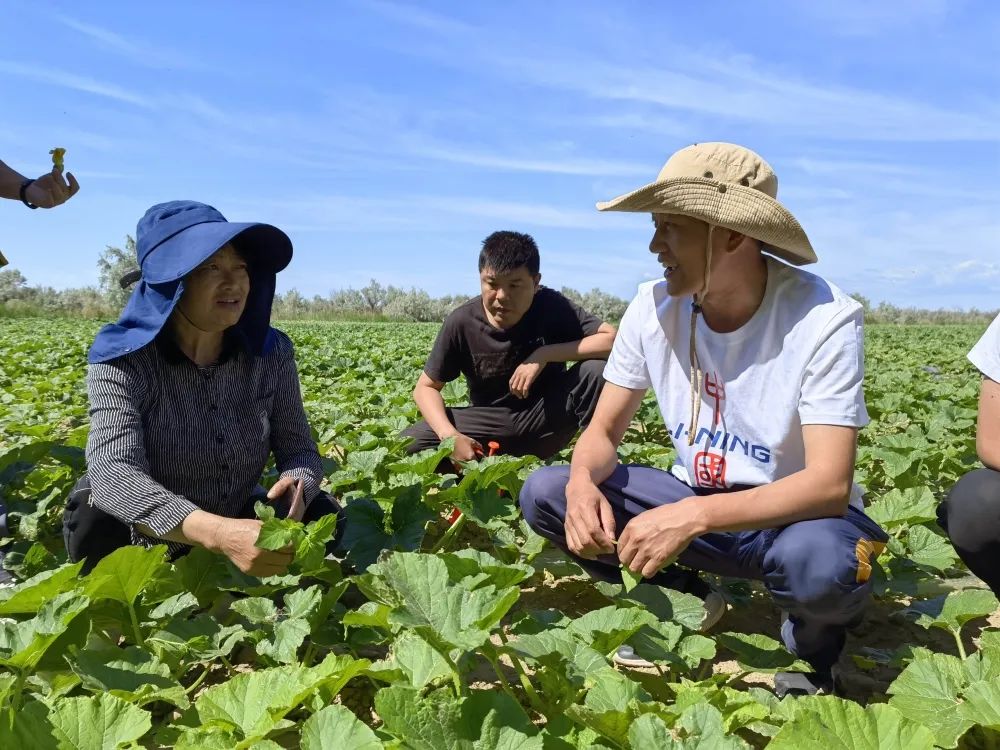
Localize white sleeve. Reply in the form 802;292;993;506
603;292;652;390
969;315;1000;382
798;306;869;427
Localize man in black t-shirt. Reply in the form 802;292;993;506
403;231;617;461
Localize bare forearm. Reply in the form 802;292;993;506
569;423;621;487
0;160;27;201
683;470;852;536
136;509;225;550
413;383;458;439
534;331;615;364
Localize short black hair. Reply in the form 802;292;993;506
479;231;540;276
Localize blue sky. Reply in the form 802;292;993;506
2;0;998;309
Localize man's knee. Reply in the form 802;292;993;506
519;466;571;535
578;358;606;384
941;468;1000;551
764;521;870;619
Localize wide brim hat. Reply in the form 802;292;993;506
597;142;816;266
88;201;293;364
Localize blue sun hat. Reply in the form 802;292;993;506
88;201;293;364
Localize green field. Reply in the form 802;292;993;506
0;318;998;749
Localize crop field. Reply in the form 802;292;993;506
0;318;998;749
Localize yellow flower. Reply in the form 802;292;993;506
49;147;66;171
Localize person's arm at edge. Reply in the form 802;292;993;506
529;322;618;364
0;160;27;200
412;371;462;440
977;378;1000;470
673;424;858;537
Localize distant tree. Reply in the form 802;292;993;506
0;269;28;303
97;236;138;312
361;279;388;313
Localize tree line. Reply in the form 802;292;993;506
0;236;995;326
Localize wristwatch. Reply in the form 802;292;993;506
19;179;38;209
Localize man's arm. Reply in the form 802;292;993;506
563;382;646;557
412;371;481;460
617;424;858;577
532;322;618;363
0;160;27;200
0;158;79;206
977;378;1000;471
510;323;617;399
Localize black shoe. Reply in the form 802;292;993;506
773;667;841;698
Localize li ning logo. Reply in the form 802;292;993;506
671;423;772;465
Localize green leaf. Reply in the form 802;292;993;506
71;645;188;708
596;581;707;630
621;566;642;593
905;588;999;635
148;613;247;663
375;685;464;750
0;590;91;671
768;699;935;750
231;597;279;624
888;651;975;747
147;592;200;621
905;525;959;571
439;549;535;590
381;630;452;689
958;679;1000;729
866;486;938;529
256;617;311;664
716;632;814;673
0;698;59;749
366;552;520;652
301;704;384;750
255;516;302;551
48;693;152;750
566;605;658;654
0;561;85;614
85;544;169;606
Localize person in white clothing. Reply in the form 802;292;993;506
938;315;1000;594
519;142;888;697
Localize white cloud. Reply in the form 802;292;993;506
0;61;154;108
49;13;192;70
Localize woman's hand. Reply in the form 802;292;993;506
210;517;294;577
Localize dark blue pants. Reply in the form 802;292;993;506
519;464;888;671
940;468;1000;594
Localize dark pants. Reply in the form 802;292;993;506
63;474;344;573
402;359;606;460
519;464;889;672
939;468;1000;594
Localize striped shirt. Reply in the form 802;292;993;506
85;329;322;555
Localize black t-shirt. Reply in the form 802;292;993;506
424;287;603;408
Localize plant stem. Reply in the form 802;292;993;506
302;641;317;668
127;601;145;647
496;633;544;714
185;664;212;695
431;513;466;554
952;627;967;660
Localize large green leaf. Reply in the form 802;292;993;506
375;629;452;689
0;698;59;749
769;699;935;750
84;544;169;606
905;588;999;634
439;549;535;590
716;632;814;673
905;525;959;571
48;693;152;750
70;645;188;707
866;487;938;529
888;651;975;747
366;552;520;652
300;704;384;750
566;605;658;654
0;562;85;615
376;685;465;750
0;590;90;671
595;581;707;630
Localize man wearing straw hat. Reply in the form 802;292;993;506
520;142;888;696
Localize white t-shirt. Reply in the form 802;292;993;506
969;314;1000;382
605;256;868;508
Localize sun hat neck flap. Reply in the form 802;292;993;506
87;200;291;364
596;142;816;266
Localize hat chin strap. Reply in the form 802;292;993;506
687;225;714;447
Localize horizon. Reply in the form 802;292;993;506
1;1;998;311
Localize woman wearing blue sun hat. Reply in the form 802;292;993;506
62;200;342;575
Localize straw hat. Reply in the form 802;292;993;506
597;142;816;266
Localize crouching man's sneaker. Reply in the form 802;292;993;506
614;591;727;668
773;666;842;697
